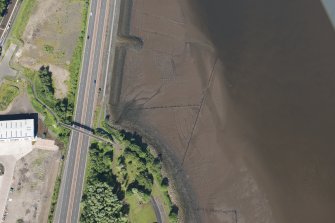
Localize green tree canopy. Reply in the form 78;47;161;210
81;181;127;223
0;0;8;15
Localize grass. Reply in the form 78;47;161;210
68;0;89;108
126;194;157;223
9;0;37;44
92;105;101;128
26;81;64;139
44;44;54;54
112;145;160;223
47;173;61;223
151;183;170;219
0;80;20;110
83;123;180;222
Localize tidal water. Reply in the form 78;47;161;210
191;0;335;222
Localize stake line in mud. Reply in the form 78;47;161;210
181;57;218;166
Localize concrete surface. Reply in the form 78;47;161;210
3;149;60;223
0;44;17;81
0;138;58;221
322;0;335;29
33;138;59;151
0;141;33;160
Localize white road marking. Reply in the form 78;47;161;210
0;0;19;41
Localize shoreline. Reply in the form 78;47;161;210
107;0;200;221
110;122;201;222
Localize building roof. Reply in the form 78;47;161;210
0;119;35;141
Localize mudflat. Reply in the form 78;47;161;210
109;0;335;222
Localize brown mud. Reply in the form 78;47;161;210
109;0;335;222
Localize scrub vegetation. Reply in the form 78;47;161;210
81;127;179;223
35;65;73;124
8;0;90;221
0;79;21;111
23;0;90;144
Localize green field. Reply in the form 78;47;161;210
126;194;156;223
0;81;20;111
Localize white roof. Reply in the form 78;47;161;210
0;119;35;140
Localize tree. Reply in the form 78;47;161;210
0;0;8;16
161;177;169;188
81;181;128;223
39;65;54;95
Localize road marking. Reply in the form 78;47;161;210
55;0;121;222
70;1;112;220
70;1;116;222
92;0;112;114
0;0;19;41
65;1;103;222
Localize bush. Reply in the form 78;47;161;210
38;66;54;96
0;82;19;111
169;205;179;223
161;177;169;188
44;44;54;53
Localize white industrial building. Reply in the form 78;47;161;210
0;119;36;142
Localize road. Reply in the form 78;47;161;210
0;0;20;45
151;196;164;223
53;0;120;222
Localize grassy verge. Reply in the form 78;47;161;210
0;79;22;111
92;105;101;128
68;0;89;110
9;0;37;44
47;173;61;223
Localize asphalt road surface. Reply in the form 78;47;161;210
53;0;120;222
0;0;20;45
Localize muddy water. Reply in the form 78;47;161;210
111;0;335;222
191;0;335;222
